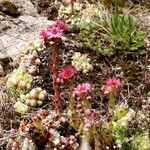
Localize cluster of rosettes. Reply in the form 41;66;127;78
132;132;150;150
135;110;149;131
7;132;37;150
21;38;46;75
9;110;79;150
40;20;69;41
19;87;47;107
112;103;136;149
7;68;33;94
83;109;101;131
41;112;79;150
7;38;48;114
42;111;80;149
46;132;79;150
21;38;45;54
71;52;93;74
23;52;41;75
14;101;30;114
58;2;83;25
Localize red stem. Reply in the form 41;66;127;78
51;40;61;115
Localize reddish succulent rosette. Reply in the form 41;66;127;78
59;65;77;80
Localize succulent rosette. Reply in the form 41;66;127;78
19;87;47;107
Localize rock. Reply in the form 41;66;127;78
0;0;53;61
0;0;38;16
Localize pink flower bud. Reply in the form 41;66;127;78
84;109;91;116
56;78;61;83
76;103;82;108
84;122;92;129
86;96;92;100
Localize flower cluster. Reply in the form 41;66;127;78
40;20;69;41
102;78;121;96
71;52;93;74
74;83;93;98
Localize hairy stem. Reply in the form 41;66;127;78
51;41;61;115
68;82;80;130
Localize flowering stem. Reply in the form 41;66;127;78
108;90;116;113
51;40;61;115
68;82;80;130
83;98;91;108
93;124;101;150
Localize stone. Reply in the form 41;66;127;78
0;0;38;16
0;0;20;17
0;0;53;60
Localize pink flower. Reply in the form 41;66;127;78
106;78;121;89
59;66;77;80
40;30;47;40
40;21;69;41
47;26;63;40
102;78;121;96
55;20;69;32
74;83;92;96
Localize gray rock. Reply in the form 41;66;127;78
0;0;53;60
0;0;38;16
